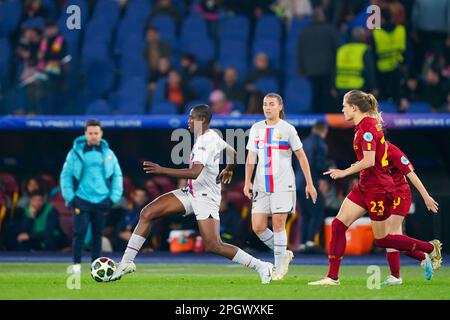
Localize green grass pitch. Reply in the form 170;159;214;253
0;263;449;300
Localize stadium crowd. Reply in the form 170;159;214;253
0;0;449;115
0;170;357;253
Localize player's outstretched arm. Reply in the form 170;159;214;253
325;150;375;180
243;151;257;199
294;148;317;204
143;161;204;179
219;145;237;184
406;171;439;213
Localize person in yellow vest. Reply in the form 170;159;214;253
333;27;377;107
372;9;407;103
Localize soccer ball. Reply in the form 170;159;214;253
90;257;116;282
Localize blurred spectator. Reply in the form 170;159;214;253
143;178;162;202
179;53;206;82
333;27;377;106
23;0;49;21
15;191;67;251
220;67;246;105
113;188;151;251
298;7;339;113
379;0;406;26
148;57;172;92
219;191;245;247
165;70;197;112
145;0;182;29
143;27;172;75
346;177;359;194
17;176;46;209
318;178;342;216
245;52;278;93
246;90;264;114
399;74;424;112
37;21;68;114
372;9;406;103
209;89;234;115
421;67;450;111
273;0;312;25
16;26;46;114
296;120;329;253
193;0;222;42
411;0;450;74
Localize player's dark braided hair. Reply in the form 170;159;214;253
192;104;212;124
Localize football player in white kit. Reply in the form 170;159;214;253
111;104;274;284
244;93;318;280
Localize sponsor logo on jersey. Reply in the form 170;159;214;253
363;132;373;142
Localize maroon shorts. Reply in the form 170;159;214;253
391;193;412;217
347;184;394;221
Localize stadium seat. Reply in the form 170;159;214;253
231;100;246;113
150;15;178;49
92;0;121;27
153;78;168;104
86;99;113;115
84;59;115;99
284;17;311;80
407;101;433;113
0;38;11;86
284;78;312;114
116;77;147;114
182;37;215;67
114;19;145;56
254;78;280;95
150;101;179;114
0;0;23;37
254;14;282;41
378;101;398;113
181;14;208;44
220;15;249;42
190;77;214;101
120;54;149;80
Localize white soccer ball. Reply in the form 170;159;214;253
90;257;116;282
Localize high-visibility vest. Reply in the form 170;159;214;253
373;25;406;72
335;43;368;90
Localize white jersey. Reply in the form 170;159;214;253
246;119;303;193
188;129;228;203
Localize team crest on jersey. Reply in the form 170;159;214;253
363;132;373;142
257;141;265;149
401;156;410;165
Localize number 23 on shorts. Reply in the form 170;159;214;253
370;201;385;216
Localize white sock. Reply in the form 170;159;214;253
232;249;265;272
274;231;287;273
121;234;146;263
257;228;274;250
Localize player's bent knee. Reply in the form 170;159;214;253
140;206;156;222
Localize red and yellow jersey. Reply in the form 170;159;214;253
386;142;414;196
353;117;395;193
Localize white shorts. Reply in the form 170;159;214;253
252;191;296;215
171;188;220;221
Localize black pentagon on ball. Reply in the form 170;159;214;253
93;261;101;269
94;276;103;282
106;267;114;277
107;260;114;267
100;258;107;263
98;269;105;277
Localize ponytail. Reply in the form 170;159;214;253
344;90;383;123
366;93;383;123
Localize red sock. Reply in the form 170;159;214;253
386;251;400;278
405;250;426;262
327;218;348;279
375;234;433;253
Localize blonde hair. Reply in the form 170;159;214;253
264;93;285;120
344;90;383;123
